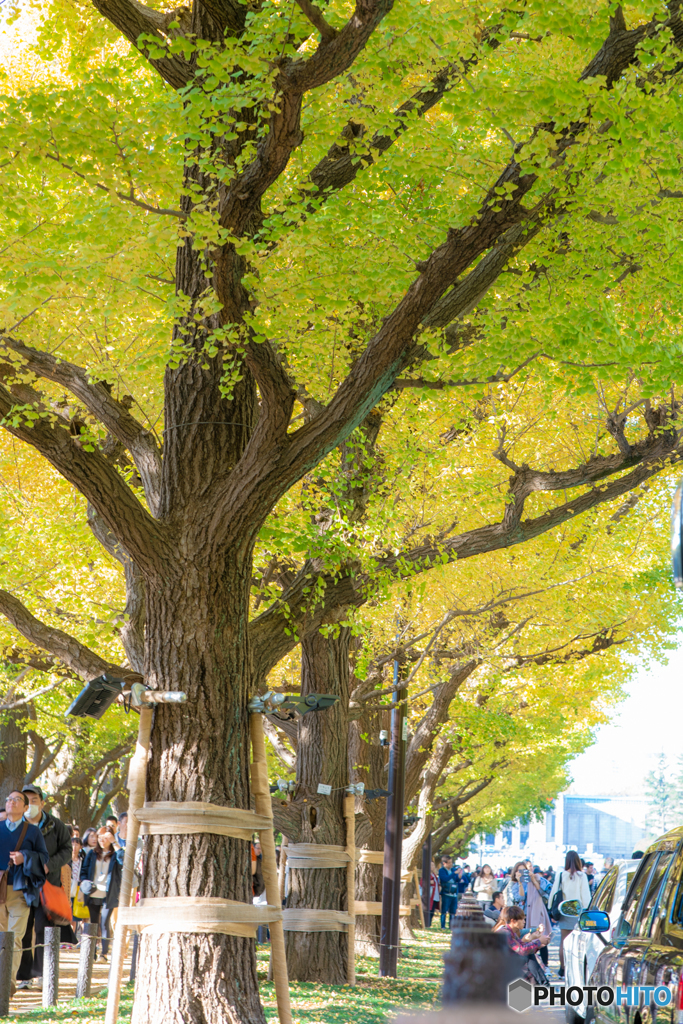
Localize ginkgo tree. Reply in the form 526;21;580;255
2;0;683;1019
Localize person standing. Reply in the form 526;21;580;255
0;791;48;990
473;864;497;909
438;855;457;929
80;826;123;962
454;865;469;898
548;851;591;978
16;785;74;989
504;862;552;967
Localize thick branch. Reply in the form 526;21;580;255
219;0;394;236
0;589;140;683
0;335;162;515
87;0;193;89
0;381;171;572
294;0;337;42
405;661;479;803
262;717;296;769
250;421;683;679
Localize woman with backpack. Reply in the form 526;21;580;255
548;851;591;977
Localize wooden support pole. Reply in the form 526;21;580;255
421;834;432;927
76;922;98;999
250;713;292;1024
414;867;425;929
42;926;60;1007
129;931;139;983
343;793;356;985
0;932;13;1018
279;836;288;905
105;706;153;1024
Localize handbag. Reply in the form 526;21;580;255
40;879;73;926
73;886;90;920
0;822;29;904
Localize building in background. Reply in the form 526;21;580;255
471;792;652;869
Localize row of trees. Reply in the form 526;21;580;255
2;0;683;1018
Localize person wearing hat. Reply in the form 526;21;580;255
15;785;73;990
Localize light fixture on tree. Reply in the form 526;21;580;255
66;674;187;720
248;691;340;716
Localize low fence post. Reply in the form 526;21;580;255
443;925;518;1004
0;931;14;1018
76;922;98;999
42;926;60;1008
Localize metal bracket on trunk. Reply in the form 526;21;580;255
248;691;340;716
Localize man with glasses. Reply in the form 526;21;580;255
0;792;48;992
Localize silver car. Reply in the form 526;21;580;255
564;860;638;1024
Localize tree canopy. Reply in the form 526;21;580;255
3;0;683;1016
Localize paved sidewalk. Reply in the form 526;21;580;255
10;947;132;1013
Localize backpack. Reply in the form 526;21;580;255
550;881;564;920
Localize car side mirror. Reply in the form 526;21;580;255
579;909;611;945
579;910;610;933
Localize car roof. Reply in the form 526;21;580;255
643;827;683;854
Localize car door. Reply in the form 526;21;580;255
624;851;675;1024
583;868;619;988
593;854;658;1024
641;848;683;1024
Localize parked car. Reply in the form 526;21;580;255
582;827;683;1024
564;860;638;1023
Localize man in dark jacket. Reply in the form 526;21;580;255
0;790;48;986
438;856;458;929
16;785;72;988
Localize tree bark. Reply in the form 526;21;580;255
0;708;27;799
349;701;388;957
131;564;265;1024
281;627;350;984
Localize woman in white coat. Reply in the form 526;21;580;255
548;851;591;977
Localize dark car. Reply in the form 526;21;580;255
587;827;683;1024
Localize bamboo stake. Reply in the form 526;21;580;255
249;713;292;1024
343;793;356;985
105;706;153;1024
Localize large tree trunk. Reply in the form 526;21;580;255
399;739;453;938
131;562;265;1024
282;628;350;984
349;702;388;957
0;708;27;799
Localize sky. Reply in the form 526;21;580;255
566;644;683;798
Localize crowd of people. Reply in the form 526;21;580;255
0;782;625;995
0;787;131;994
423;851;614;983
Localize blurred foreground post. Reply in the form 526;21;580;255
76;922;98;998
42;926;59;1007
0;932;13;1018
